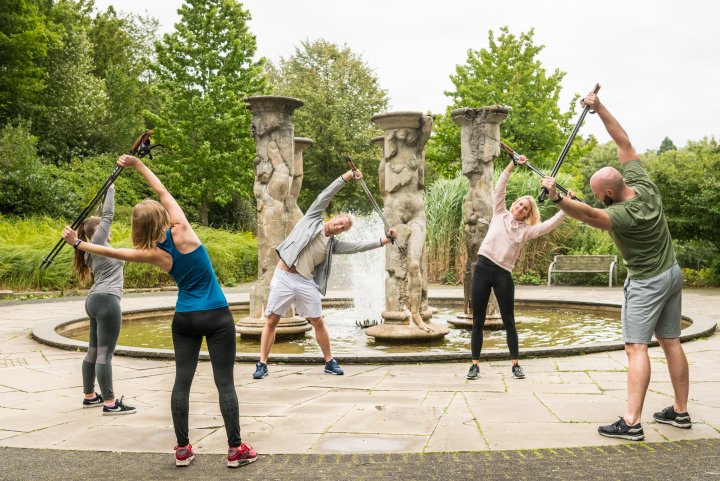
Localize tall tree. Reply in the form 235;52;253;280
89;6;159;153
0;0;58;123
148;0;267;225
33;0;108;162
644;138;720;251
657;136;677;154
427;27;579;177
268;39;389;212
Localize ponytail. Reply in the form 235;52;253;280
72;217;101;286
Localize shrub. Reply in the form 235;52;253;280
0;216;257;291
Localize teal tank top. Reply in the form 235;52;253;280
156;228;227;313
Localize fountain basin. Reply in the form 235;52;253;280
31;297;713;364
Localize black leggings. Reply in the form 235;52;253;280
470;255;519;360
171;306;240;447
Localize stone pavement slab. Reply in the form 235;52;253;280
0;286;718;458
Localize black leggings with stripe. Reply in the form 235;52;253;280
171;306;240;447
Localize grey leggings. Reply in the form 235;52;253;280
171;306;241;447
83;293;122;400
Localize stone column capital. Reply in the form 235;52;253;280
451;105;509;126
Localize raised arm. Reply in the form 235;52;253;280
581;93;637;164
117;155;190;227
305;169;361;219
62;225;171;270
91;184;115;245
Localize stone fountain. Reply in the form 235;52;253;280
448;106;509;330
236;96;312;337
364;111;449;341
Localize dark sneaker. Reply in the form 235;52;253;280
654;406;692;429
82;393;103;408
252;362;268;380
598;417;644;441
102;396;136;416
512;364;526;379
324;358;344;375
175;444;195;467
466;364;479;380
227;443;257;468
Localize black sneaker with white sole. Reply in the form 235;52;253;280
252;362;268;380
466;364;479;380
512;364;526;379
102;396;137;416
83;393;103;408
598;417;644;441
653;405;692;429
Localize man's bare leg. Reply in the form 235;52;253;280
624;343;651;425
658;337;689;413
259;313;281;363
308;316;333;362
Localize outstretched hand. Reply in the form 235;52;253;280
540;177;559;201
516;155;528;165
343;169;363;182
61;226;78;246
117;154;140;169
580;92;600;112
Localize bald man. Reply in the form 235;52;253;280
541;92;690;441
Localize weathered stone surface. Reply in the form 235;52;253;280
239;96;311;334
370;112;445;341
452;106;509;324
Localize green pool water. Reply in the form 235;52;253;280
63;306;625;355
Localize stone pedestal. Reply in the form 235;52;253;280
236;96;311;338
365;112;448;341
447;106;509;330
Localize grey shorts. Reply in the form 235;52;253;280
265;268;322;319
622;262;683;344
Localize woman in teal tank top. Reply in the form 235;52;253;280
61;155;257;469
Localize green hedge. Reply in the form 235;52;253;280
0;216;257;291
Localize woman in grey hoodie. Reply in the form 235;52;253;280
72;184;135;415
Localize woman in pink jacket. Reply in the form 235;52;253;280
466;155;567;381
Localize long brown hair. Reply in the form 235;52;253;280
72;217;101;286
131;199;171;249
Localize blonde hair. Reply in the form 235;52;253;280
510;195;541;225
131;199;171;249
72;216;101;286
334;213;354;228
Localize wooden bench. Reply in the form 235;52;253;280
547;255;618;287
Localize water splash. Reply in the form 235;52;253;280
328;212;386;323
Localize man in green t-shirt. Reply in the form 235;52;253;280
541;92;690;441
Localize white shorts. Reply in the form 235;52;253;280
265;268;322;319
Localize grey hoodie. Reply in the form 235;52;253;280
275;176;383;295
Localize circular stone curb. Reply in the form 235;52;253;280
31;297;717;364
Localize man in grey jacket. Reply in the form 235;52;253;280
253;169;397;379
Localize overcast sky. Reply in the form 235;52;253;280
96;0;720;152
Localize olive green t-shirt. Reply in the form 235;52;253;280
606;160;675;279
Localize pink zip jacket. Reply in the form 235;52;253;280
478;171;566;272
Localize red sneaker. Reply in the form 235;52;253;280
227;443;257;468
175;444;195;467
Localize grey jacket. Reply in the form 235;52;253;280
276;176;382;295
86;187;125;298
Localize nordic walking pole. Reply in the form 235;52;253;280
499;142;581;201
538;83;600;202
41;130;158;269
344;156;405;254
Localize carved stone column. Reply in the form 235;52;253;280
365;112;448;341
448;106;509;330
287;137;313;230
236;96;311;337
